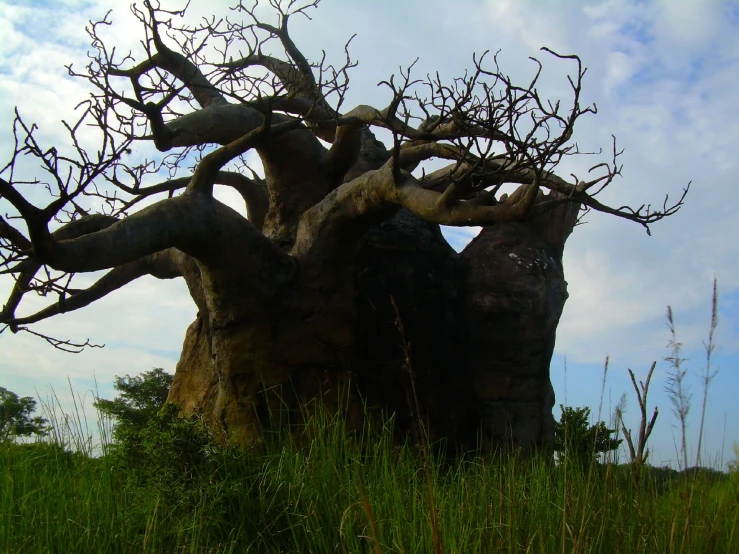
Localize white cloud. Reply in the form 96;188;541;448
655;0;723;48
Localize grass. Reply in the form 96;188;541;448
1;397;738;554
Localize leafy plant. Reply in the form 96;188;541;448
112;403;223;506
0;387;49;442
554;405;622;468
94;368;228;511
94;367;173;439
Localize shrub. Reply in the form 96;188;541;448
94;368;173;440
554;405;621;468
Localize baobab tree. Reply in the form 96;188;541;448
0;1;687;452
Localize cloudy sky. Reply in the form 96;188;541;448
1;0;737;468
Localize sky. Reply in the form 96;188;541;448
1;0;738;468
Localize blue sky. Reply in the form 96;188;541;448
1;0;738;469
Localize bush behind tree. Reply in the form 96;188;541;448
94;367;173;438
112;403;243;514
554;405;621;468
94;367;248;520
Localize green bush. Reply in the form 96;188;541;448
112;403;223;509
94;368;247;523
94;368;173;439
554;405;621;468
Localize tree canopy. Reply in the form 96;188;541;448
0;387;49;442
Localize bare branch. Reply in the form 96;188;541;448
3;326;104;354
113;170;268;229
2;249;181;329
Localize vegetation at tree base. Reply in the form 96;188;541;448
1;396;738;554
110;402;242;517
0;387;49;442
93;368;230;511
2;310;737;554
554;405;622;468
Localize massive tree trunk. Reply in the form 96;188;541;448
168;193;578;452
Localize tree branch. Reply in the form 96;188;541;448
115;170;269;230
292;165;398;264
23;193;270;274
2;249;182;329
395;175;541;226
109;2;227;110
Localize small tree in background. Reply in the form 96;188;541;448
555;405;622;468
0;387;49;442
94;368;173;439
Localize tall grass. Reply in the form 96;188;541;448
1;393;738;554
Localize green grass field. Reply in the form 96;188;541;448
2;400;737;554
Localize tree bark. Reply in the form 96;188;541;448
168;191;578;452
457;191;578;452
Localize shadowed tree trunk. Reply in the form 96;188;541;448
0;1;686;454
168;191;578;452
458;193;578;451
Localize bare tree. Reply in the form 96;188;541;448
0;0;687;450
617;362;659;468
